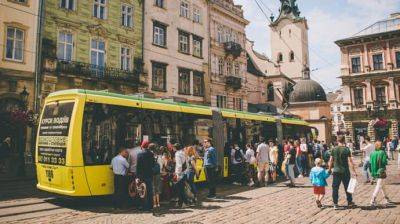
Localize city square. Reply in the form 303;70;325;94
1;0;400;223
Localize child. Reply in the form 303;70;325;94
310;158;330;208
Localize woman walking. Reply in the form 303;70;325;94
186;146;199;203
370;140;393;208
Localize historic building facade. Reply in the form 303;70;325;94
336;13;400;143
0;0;40;176
209;0;248;110
41;0;144;101
327;90;345;137
143;0;209;104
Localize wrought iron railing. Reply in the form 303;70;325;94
224;41;243;58
226;75;242;90
52;59;140;82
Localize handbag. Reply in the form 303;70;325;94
378;154;387;179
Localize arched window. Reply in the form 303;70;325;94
277;53;283;63
267;83;274;101
290;51;295;61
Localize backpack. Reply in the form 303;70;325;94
153;158;161;175
234;148;243;163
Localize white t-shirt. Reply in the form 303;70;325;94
256;143;270;163
245;148;255;164
300;143;308;153
363;143;375;161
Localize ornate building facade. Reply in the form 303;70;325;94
41;0;144;101
336;13;400;143
143;0;209;104
209;0;249;110
0;0;40;176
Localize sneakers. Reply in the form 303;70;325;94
370;201;377;209
384;197;394;205
298;174;304;178
232;182;241;186
206;194;216;199
248;181;255;187
348;202;356;208
333;204;339;210
316;200;322;208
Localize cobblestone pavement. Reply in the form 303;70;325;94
1;157;400;224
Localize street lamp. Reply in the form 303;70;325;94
20;86;29;110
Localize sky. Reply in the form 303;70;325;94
233;0;400;92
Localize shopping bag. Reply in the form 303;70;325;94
347;178;357;194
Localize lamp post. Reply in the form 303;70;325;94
20;86;29;110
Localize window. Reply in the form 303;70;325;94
120;47;131;71
217;95;227;108
57;32;73;61
234;62;240;76
372;54;383;70
226;60;232;75
180;1;189;18
289;51;294;61
232;32;237;43
375;86;386;105
193;7;201;23
153;21;166;47
277;53;283;63
193;71;204;96
224;29;231;42
218;57;224;75
336;106;340;112
178;31;190;54
60;0;74;10
90;39;105;68
233;98;242;111
154;0;163;8
152;62;167;91
5;27;24;61
193;36;202;58
351;57;361;73
217;26;223;43
396;52;400;68
12;0;27;3
93;0;107;19
121;5;133;27
267;83;274;102
178;68;190;95
354;88;364;106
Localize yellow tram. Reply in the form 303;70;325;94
36;89;312;196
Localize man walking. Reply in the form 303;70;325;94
362;136;374;183
329;135;357;210
256;138;270;186
203;139;218;198
136;143;155;211
174;143;190;207
111;146;130;210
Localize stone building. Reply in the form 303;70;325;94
0;0;40;176
142;0;209;104
335;13;400;143
327;90;345;137
41;0;144;100
209;0;249;110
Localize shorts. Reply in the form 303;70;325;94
257;162;270;173
153;174;162;194
313;186;325;195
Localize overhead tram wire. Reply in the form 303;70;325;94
253;0;334;92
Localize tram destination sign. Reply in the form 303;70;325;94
38;101;74;166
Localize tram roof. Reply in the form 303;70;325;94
47;89;309;126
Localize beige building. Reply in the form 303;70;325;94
335;13;400;144
209;0;248;110
143;0;209;104
269;0;309;81
327;90;346;137
0;0;39;176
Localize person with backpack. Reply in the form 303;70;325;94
152;146;163;209
328;135;357;210
231;143;245;185
369;140;393;208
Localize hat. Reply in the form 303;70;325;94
141;140;150;149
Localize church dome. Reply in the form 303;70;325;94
289;79;327;103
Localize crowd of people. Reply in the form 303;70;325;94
110;138;217;211
110;134;399;212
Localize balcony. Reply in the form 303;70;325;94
226;75;242;90
45;59;143;85
224;41;242;58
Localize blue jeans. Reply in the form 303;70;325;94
296;156;303;175
332;172;352;204
363;160;371;181
186;171;197;196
